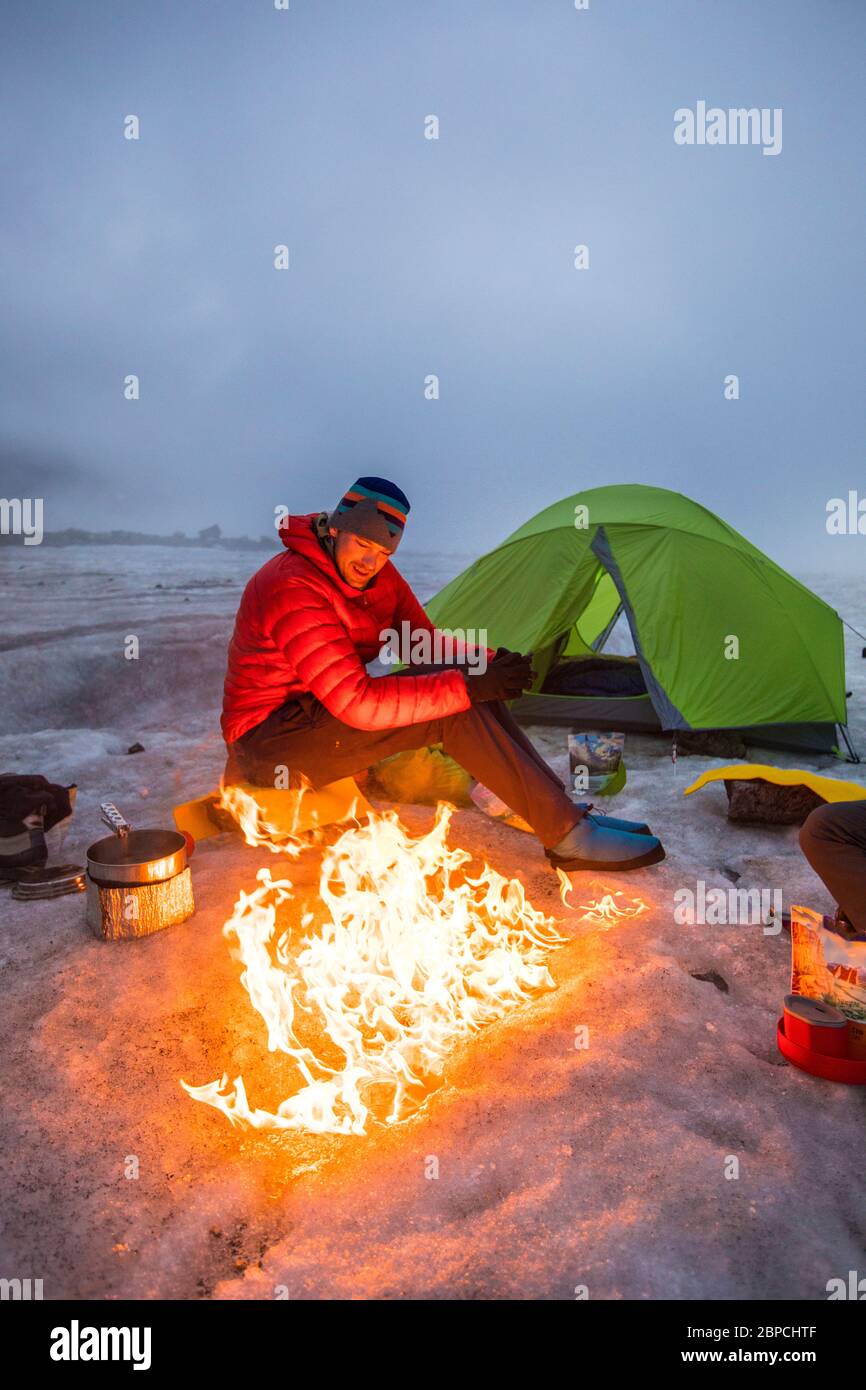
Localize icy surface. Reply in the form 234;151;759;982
1;545;865;1300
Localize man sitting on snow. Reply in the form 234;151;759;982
221;476;664;875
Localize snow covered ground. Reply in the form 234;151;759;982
1;544;865;1300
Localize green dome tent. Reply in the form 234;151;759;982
426;484;852;757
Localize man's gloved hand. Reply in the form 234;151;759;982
463;649;536;704
493;647;537;684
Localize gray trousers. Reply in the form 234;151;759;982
799;800;866;932
226;666;582;851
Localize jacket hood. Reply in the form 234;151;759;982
278;511;389;598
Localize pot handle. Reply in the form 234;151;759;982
100;800;132;840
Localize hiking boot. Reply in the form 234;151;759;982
572;802;653;837
546;815;665;873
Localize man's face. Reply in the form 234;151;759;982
330;528;392;589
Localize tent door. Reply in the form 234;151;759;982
590;526;691;731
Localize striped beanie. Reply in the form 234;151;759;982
328;476;410;553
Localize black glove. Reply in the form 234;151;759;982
463;650;536;703
0;775;74;830
0;775;76;873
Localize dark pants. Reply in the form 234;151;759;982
227;669;581;851
799;800;866;933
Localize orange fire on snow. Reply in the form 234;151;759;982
182;793;650;1136
182;800;566;1135
217;782;315;856
555;871;650;928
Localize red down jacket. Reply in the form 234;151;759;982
221;513;474;742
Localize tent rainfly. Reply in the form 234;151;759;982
426;484;854;757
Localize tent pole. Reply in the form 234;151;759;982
591;603;624;653
838;724;861;764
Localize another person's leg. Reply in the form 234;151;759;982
799;800;866;934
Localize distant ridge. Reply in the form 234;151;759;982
0;523;278;551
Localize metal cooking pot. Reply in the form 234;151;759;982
86;801;187;887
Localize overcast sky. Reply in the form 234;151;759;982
1;0;863;569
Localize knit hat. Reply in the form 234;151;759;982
328;476;410;553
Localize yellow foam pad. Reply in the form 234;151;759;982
683;763;866;803
173;777;372;841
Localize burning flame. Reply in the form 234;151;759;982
217;782;313;856
556;870;649;927
182;802;565;1136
